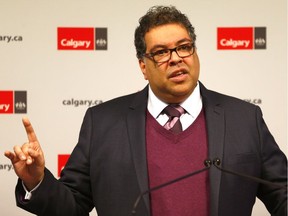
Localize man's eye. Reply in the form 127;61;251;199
154;49;169;56
178;44;192;51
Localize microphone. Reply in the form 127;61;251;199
131;159;212;215
212;158;287;190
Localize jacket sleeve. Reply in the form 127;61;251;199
15;108;95;216
255;106;287;216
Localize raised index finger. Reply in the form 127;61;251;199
22;117;38;143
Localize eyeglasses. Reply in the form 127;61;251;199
142;42;195;63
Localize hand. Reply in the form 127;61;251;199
4;117;45;190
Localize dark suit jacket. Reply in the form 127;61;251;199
16;82;287;216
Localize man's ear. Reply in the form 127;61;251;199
138;59;148;80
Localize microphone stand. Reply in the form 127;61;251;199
213;158;287;190
131;159;212;215
131;158;287;215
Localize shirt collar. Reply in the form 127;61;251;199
147;82;202;119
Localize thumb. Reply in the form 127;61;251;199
4;151;18;164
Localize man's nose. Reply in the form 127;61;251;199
169;50;182;64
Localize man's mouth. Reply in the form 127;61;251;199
170;70;186;78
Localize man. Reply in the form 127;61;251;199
4;5;287;216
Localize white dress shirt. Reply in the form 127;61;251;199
147;82;203;130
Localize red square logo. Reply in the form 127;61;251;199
57;27;94;50
58;154;70;177
0;91;14;114
217;27;253;50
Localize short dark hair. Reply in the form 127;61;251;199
134;5;196;59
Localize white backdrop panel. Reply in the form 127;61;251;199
0;0;286;215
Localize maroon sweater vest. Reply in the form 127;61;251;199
146;109;209;216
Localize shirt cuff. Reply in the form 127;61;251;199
22;179;43;200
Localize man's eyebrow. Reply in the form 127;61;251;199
177;38;192;44
148;38;192;52
148;44;167;52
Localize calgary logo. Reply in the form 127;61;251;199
57;27;108;50
0;90;27;114
217;27;266;50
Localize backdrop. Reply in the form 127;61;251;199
0;0;287;215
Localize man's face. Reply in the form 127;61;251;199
139;23;200;104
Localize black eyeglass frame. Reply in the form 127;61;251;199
142;42;195;63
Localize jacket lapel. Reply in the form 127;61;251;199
200;83;225;216
126;86;150;214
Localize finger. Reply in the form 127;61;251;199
27;148;44;166
13;145;28;161
22;143;34;164
22;117;38;143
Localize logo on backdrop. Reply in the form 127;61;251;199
243;98;262;105
0;35;23;43
0;90;27;114
57;27;108;50
217;27;266;50
58;154;70;177
62;98;103;107
0;163;13;171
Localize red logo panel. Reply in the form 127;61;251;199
57;28;94;50
217;27;253;50
0;91;13;114
58;154;70;177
